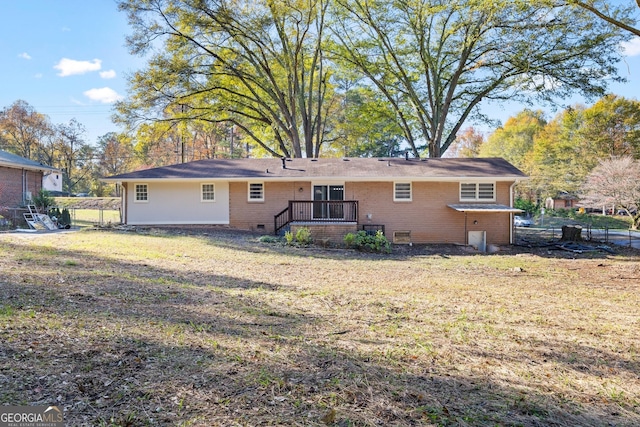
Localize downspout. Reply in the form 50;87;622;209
510;181;517;244
118;182;126;224
464;211;468;245
22;169;27;204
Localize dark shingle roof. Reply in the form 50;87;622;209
0;149;59;172
104;157;527;182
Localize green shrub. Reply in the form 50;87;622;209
259;235;280;244
344;230;391;253
344;232;356;248
32;189;55;212
514;198;538;215
61;208;71;225
284;231;294;245
295;227;312;245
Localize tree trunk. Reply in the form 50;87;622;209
561;225;583;241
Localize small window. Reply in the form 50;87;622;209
201;183;215;202
460;182;495;201
248;182;264;202
135;184;148;202
394;182;412;201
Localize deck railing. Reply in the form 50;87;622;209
274;200;358;234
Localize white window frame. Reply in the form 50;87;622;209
248;182;264;202
134;183;149;203
394;182;412;201
201;183;216;202
459;182;496;202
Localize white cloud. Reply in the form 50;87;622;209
54;58;102;77
18;52;31;60
621;37;640;57
99;69;117;79
83;87;123;104
34;73;43;79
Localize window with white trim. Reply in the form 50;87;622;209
394;182;412;201
460;182;495;201
248;182;264;202
134;184;148;202
201;183;215;202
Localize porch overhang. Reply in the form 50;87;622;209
447;204;522;213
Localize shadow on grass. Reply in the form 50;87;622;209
1;238;638;426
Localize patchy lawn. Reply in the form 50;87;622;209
1;228;639;426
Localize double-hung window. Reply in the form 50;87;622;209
248;182;264;202
135;184;148;202
460;182;495;201
201;183;215;202
394;182;412;201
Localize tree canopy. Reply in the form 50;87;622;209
117;0;333;158
580;156;640;229
116;0;635;158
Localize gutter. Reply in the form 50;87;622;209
510;181;516;244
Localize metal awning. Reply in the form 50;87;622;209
448;204;522;213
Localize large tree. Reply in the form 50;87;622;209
330;0;634;158
526;95;640;201
578;94;640;158
56;119;94;194
580;156;640;229
0;100;54;161
528;107;586;199
479;110;547;171
117;0;333;158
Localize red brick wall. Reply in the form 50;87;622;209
0;166;43;208
226;179;514;245
351;181;512;245
229;181;309;233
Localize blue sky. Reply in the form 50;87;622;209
1;1;640;146
0;0;144;144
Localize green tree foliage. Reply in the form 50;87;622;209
578;94;640;158
333;84;404;157
479;110;547;172
117;0;333;158
32;189;54;213
527;96;640;200
528;108;586;200
330;0;632;158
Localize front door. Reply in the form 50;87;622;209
313;185;344;219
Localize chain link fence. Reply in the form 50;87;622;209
515;218;640;249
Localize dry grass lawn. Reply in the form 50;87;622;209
1;228;639;426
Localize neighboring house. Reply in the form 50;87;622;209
545;192;578;210
0;149;61;208
103;157;526;247
43;170;64;194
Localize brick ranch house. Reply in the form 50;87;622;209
0;149;61;209
103;157;527;247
